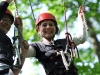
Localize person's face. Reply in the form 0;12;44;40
0;14;12;34
38;20;56;40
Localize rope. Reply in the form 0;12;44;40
82;0;86;6
62;0;68;32
60;51;69;70
59;0;71;70
14;0;24;40
61;0;80;60
81;0;89;31
62;0;70;49
28;0;36;21
13;0;23;68
13;0;19;16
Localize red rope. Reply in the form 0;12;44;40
62;0;80;58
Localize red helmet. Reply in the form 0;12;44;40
35;12;57;26
5;9;14;23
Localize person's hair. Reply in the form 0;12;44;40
5;14;13;24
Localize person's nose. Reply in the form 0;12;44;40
5;22;11;28
5;22;9;25
46;24;51;28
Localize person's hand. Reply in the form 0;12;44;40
2;0;13;4
14;16;23;32
78;6;85;20
78;6;85;14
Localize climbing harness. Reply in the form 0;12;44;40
60;0;89;71
60;0;89;70
60;0;74;70
12;0;24;69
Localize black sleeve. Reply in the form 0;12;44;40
0;1;9;20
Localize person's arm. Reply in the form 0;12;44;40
0;0;12;20
13;40;29;75
73;6;88;46
27;45;36;57
13;16;29;75
27;45;57;60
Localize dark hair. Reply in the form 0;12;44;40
5;14;13;24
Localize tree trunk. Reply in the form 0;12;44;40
87;20;100;62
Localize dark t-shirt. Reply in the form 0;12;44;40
0;1;13;66
30;39;78;75
0;30;13;66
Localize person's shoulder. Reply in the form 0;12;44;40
30;42;45;47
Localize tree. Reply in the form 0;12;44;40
8;0;100;75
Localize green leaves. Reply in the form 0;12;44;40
8;0;100;75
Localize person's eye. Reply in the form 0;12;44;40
49;23;54;26
2;18;6;21
8;21;12;25
42;24;47;27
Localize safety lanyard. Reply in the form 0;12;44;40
62;0;80;59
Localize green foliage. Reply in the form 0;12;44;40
8;0;100;75
75;62;100;75
74;47;99;75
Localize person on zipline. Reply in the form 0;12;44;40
0;0;29;75
26;5;88;75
